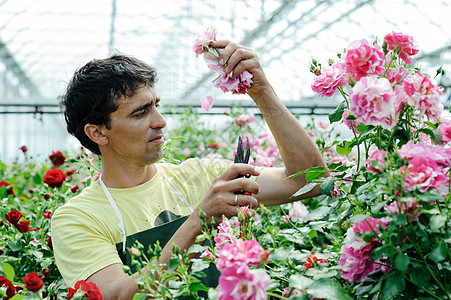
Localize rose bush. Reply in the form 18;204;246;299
1;30;450;299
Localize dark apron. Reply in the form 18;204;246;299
116;215;220;298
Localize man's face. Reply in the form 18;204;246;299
101;85;167;166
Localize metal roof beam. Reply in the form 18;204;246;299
0;35;42;97
180;0;298;99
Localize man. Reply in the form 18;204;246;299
52;39;326;299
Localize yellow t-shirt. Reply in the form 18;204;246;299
51;158;232;287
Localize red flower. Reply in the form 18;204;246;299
46;236;53;251
66;169;76;176
49;151;66;167
15;220;31;233
0;275;16;299
0;181;14;196
303;252;328;270
19;145;28;153
5;210;24;225
43;168;66;188
70;185;79;193
44;194;51;200
42;211;52;219
67;280;103;300
23;272;44;292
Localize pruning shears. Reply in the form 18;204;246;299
234;136;251;195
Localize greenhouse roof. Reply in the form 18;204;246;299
0;0;450;106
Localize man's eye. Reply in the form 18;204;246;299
135;111;146;117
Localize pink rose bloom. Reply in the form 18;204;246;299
342;109;361;134
213;71;253;94
402;72;443;120
216;238;264;271
193;27;217;56
384;199;420;222
204;49;225;73
386;66;411;85
440;121;451;142
311;66;347;97
384;31;419;64
339;217;389;282
365;149;387;173
344;39;385;82
349;76;395;129
235;114;255;127
218;266;271;300
401;157;447;193
200;248;215;260
214;219;237;251
288;201;309;222
398;141;451;169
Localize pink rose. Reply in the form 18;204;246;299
384;199;420;222
440;121;451;142
349;76;395;129
214;219;236;251
386;66;411;85
234;114;255;127
401;157;447;192
218;266;271;300
365;149;387;173
216;238;264;271
398;141;451;169
402;72;443;120
193;27;217;56
344;39;385;82
288;201;309;222
311;66;347;97
384;31;419;64
339;217;389;282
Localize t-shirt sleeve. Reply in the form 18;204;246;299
51;204;122;287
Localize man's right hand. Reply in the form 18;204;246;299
194;163;260;225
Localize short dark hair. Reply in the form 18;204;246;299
59;54;158;155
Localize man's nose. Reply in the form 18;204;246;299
151;109;166;129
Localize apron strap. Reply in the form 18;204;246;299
99;175;127;253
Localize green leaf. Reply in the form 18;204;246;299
291;182;317;198
303;206;330;221
308;229;318;239
336;140;353;156
289;274;314;290
429;241;448;263
306;278;352;300
380;272;406;299
430;215;446;231
329;101;347;124
2;262;15;281
9;295;26;300
319;177;335;196
306;170;326;182
168;257;179;272
132;294;148;300
395;253;410;272
188;281;209;293
190;259;210;273
7;241;22;252
411;268;430;287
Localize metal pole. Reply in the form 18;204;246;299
108;0;117;56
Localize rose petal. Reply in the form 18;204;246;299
201;96;213;112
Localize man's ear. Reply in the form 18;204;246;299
84;124;108;146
